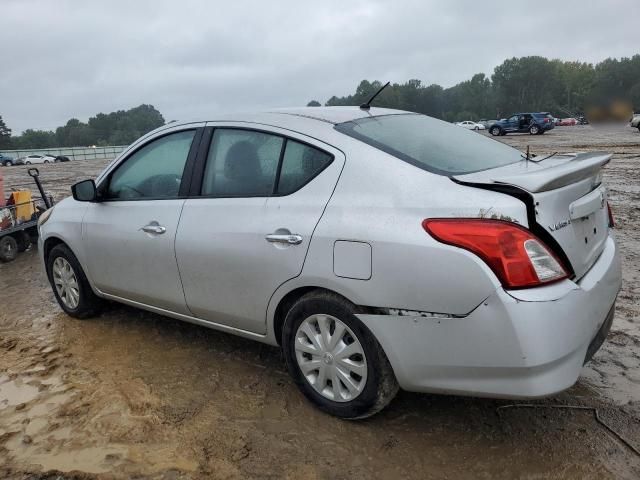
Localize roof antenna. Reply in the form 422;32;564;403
360;81;390;110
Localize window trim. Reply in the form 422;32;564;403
189;126;335;199
97;127;203;202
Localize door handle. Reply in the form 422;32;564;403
265;233;303;245
141;223;166;234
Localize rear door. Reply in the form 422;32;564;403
175;124;345;333
83;126;202;313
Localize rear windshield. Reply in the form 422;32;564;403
335;114;522;175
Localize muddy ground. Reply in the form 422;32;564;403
1;125;639;479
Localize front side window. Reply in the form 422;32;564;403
335;114;522;175
202;129;284;196
277;140;333;195
106;130;195;200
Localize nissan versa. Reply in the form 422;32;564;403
38;107;621;419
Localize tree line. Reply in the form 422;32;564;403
2;54;639;151
0;104;165;150
309;55;640;121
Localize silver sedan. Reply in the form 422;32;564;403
38;107;621;418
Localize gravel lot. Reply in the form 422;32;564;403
1;125;639;479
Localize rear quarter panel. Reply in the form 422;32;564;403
274;139;530;317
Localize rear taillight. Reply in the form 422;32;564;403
422;219;568;289
607;201;615;228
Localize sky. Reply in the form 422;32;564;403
1;0;639;134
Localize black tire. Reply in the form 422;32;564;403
529;125;540;135
282;291;399;419
14;231;31;252
3;160;12;167
43;159;49;163
0;236;18;262
474;126;479;131
46;243;103;319
25;161;31;165
490;126;501;136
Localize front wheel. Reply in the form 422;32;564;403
3;160;12;167
46;244;103;318
43;159;49;163
282;291;398;419
25;161;31;165
490;126;501;136
529;125;540;135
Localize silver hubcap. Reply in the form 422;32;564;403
52;257;80;309
294;314;367;402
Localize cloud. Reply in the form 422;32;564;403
1;0;638;134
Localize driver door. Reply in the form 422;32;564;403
82;127;202;314
505;115;519;132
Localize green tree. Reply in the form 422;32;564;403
306;100;321;107
0;115;11;149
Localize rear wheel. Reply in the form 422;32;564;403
3;160;12;167
25;161;31;165
490;126;501;136
46;244;103;318
14;231;31;252
282;291;398;419
0;236;18;262
529;125;540;135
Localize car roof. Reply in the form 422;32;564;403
153;107;412;144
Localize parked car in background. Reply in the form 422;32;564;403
455;120;485;130
39;107;620;419
558;118;577;126
489;112;555;136
630;114;640;132
42;154;71;163
0;154;23;167
478;119;498;129
20;155;52;164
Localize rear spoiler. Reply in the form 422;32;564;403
454;152;611;193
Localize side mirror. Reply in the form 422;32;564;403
71;179;98;202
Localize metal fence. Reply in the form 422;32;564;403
0;145;128;161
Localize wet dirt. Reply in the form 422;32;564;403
1;125;639;479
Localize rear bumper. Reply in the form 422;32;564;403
358;234;621;398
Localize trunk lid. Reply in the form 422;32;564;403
454;152;611;280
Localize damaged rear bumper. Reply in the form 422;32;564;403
357;234;621;399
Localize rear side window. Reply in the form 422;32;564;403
335;114;522;175
202;129;283;196
277;140;333;195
